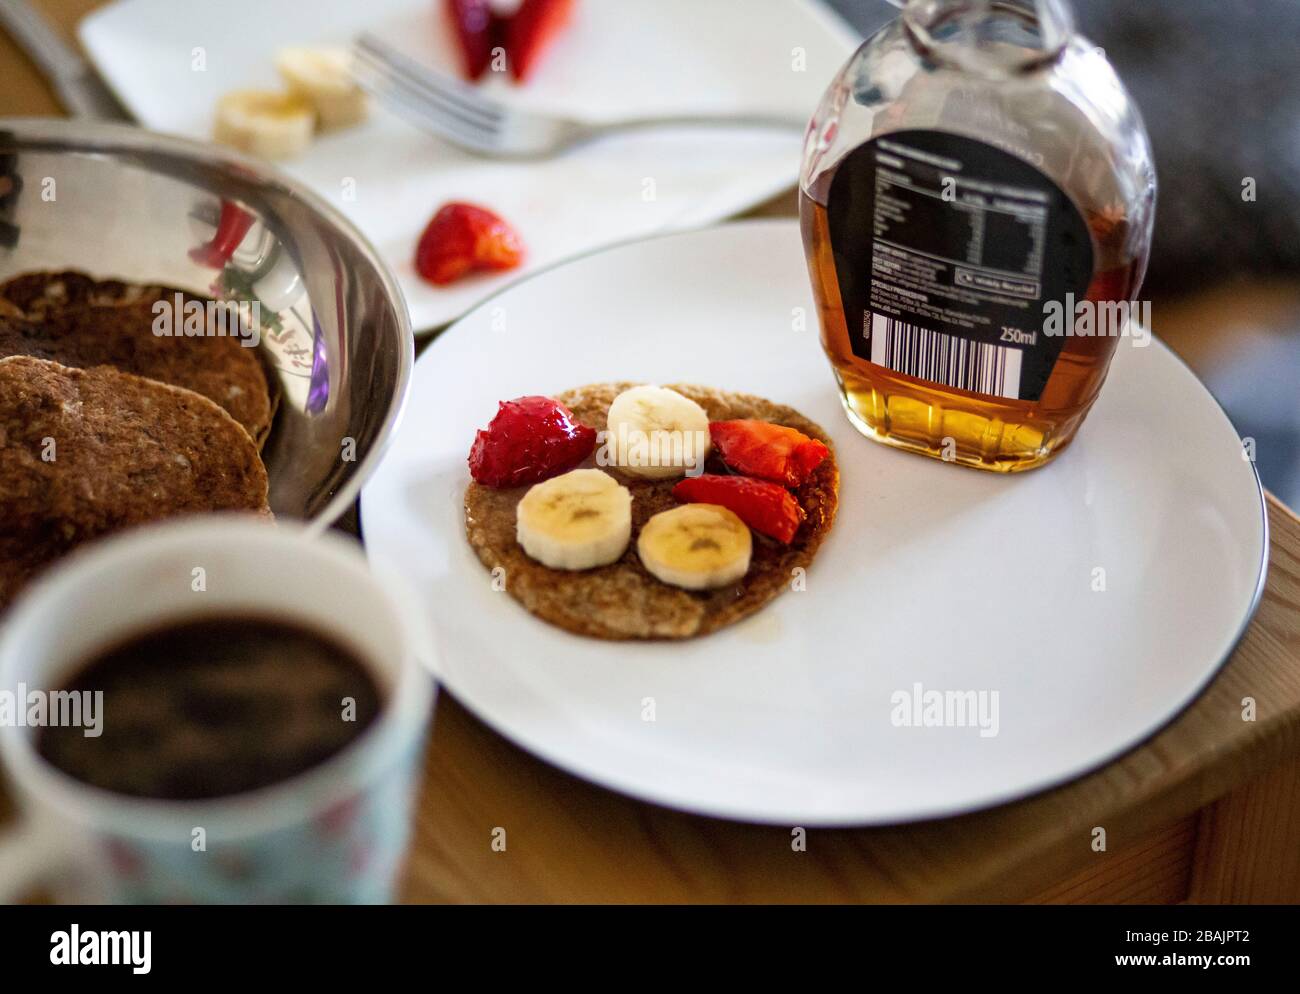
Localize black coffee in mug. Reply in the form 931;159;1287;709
37;617;382;801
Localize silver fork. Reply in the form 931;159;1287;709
351;32;807;158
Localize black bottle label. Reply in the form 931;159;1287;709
826;129;1094;402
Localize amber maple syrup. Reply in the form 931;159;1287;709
799;0;1155;471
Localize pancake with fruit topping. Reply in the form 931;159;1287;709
464;382;838;640
0;356;270;608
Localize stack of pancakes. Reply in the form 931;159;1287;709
0;271;276;609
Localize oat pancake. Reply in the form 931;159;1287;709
0;296;275;446
464;383;839;640
0;270;175;315
0;534;61;612
0;356;270;608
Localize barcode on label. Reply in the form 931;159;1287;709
868;313;1022;400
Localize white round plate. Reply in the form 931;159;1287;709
360;220;1268;825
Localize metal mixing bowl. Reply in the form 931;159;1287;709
0;118;412;528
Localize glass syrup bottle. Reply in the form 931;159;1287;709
800;0;1155;471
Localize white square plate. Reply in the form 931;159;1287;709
79;0;858;332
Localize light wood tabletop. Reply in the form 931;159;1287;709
3;0;1300;904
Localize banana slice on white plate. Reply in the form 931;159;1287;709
213;90;315;161
516;469;633;571
637;504;752;591
275;47;369;131
604;384;710;480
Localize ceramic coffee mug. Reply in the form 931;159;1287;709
0;518;435;904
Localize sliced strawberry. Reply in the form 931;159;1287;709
415;202;525;286
504;0;575;82
673;474;805;544
444;0;496;80
189;199;254;269
709;420;830;488
469;395;596;487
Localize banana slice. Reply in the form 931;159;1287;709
516;469;632;571
605;384;710;480
213;90;315;160
637;504;752;591
276;46;369;131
